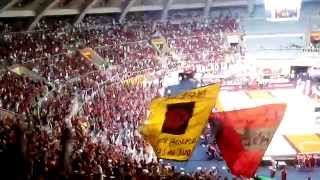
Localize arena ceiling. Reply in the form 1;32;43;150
0;0;318;30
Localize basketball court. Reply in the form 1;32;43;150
166;88;320;179
162;74;320;159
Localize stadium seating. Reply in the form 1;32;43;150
0;10;243;179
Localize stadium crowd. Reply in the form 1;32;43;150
0;10;243;179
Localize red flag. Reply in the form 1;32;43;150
210;104;286;178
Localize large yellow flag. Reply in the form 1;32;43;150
140;84;220;161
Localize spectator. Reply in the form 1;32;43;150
281;166;287;180
0;10;242;179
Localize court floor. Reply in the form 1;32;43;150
164;87;320;178
284;134;320;154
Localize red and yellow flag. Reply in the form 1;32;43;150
140;84;220;160
210;104;286;178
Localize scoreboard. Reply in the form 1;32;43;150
264;0;302;22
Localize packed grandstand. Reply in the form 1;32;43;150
0;0;320;179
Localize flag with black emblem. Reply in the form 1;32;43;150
140;84;220;160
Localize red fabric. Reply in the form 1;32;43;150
210;104;287;178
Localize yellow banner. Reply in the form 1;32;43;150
151;37;167;50
10;66;30;76
122;75;145;85
80;48;94;61
140;84;220;160
9;65;45;81
151;38;165;45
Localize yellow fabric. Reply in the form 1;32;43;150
80;48;94;61
80;121;89;133
10;66;31;76
151;37;167;50
11;67;22;75
151;38;166;46
285;134;320;154
140;84;220;160
122;75;145;85
215;95;224;112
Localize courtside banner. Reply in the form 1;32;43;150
140;84;220;161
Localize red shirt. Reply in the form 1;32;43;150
310;157;315;168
